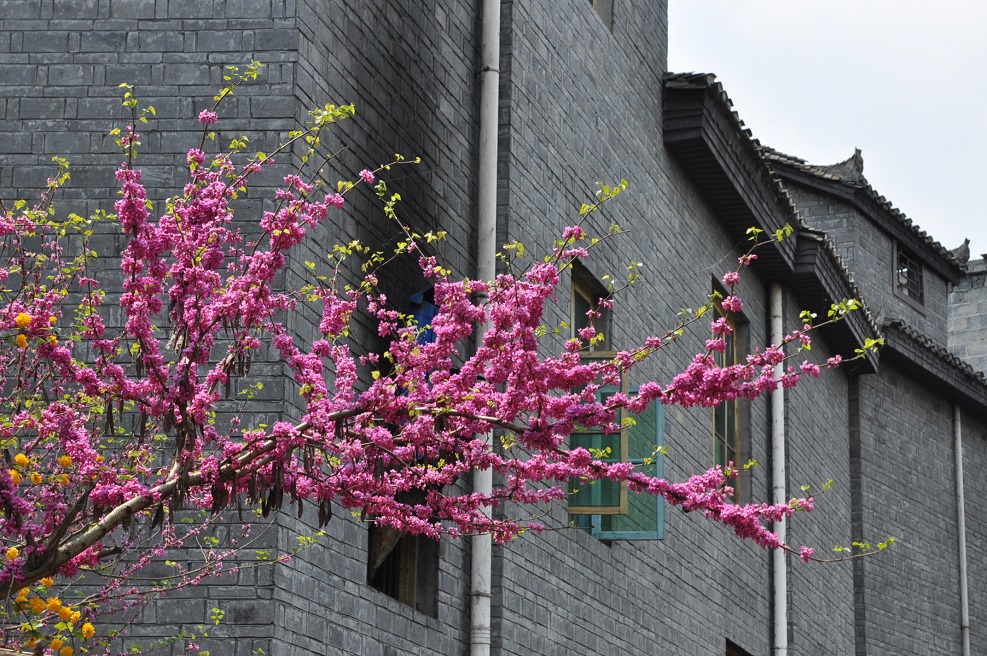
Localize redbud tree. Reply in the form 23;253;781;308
0;65;873;652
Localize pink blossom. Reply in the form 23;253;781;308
359;169;375;184
721;295;743;313
198;109;219;125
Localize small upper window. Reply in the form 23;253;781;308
895;243;925;306
570;263;611;351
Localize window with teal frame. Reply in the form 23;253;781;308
569;386;665;540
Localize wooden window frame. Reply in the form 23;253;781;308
893;241;926;312
711;289;752;503
712;303;739;472
570;269;611;352
568;353;629;516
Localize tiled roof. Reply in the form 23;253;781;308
881;317;987;414
762;145;961;269
664;72;881;341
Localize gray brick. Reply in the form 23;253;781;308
21;31;71;52
18;97;64;119
138;30;186;51
80;30;128;52
48;64;94;86
109;0;155;19
0;65;38;85
0;0;41;19
168;0;215;19
225;0;273;18
52;0;98;19
162;62;210;85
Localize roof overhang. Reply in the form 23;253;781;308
772;166;962;284
882;320;987;418
663;74;878;373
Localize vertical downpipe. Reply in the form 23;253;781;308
770;283;788;656
954;405;971;656
471;1;500;655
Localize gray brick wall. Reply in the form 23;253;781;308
854;367;962;654
785;331;854;656
949;258;987;373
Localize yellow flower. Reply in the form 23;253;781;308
14;453;28;467
46;597;61;612
5;547;18;561
48;315;57;325
58;474;69;486
71;610;81;623
30;472;42;485
29;597;45;614
48;335;57;345
49;637;62;650
15;587;29;601
9;470;21;485
15;334;27;349
95;455;105;463
58;606;73;621
57;455;72;468
81;622;95;639
14;313;31;328
60;646;73;656
41;576;53;588
26;638;37;649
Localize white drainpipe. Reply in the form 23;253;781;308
770;283;787;655
470;1;499;655
954;405;970;656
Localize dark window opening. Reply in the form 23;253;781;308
726;640;753;656
570;261;612;351
712;287;752;504
895;244;925;305
367;524;439;616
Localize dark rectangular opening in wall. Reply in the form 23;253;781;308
368;525;439;617
894;242;925;306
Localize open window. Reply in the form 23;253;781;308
367;524;439;616
570;261;612;351
894;242;925;308
568;373;665;540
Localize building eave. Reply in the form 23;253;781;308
663;73;880;372
882;319;987;418
768;158;963;284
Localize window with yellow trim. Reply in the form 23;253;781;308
567;271;663;537
711;293;751;502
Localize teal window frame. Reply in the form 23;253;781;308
572;385;665;541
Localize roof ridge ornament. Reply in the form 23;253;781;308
820;147;865;184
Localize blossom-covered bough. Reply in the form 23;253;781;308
0;66;878;652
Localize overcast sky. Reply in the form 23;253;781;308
668;1;987;261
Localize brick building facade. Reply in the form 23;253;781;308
0;1;983;654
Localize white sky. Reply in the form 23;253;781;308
668;1;987;261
